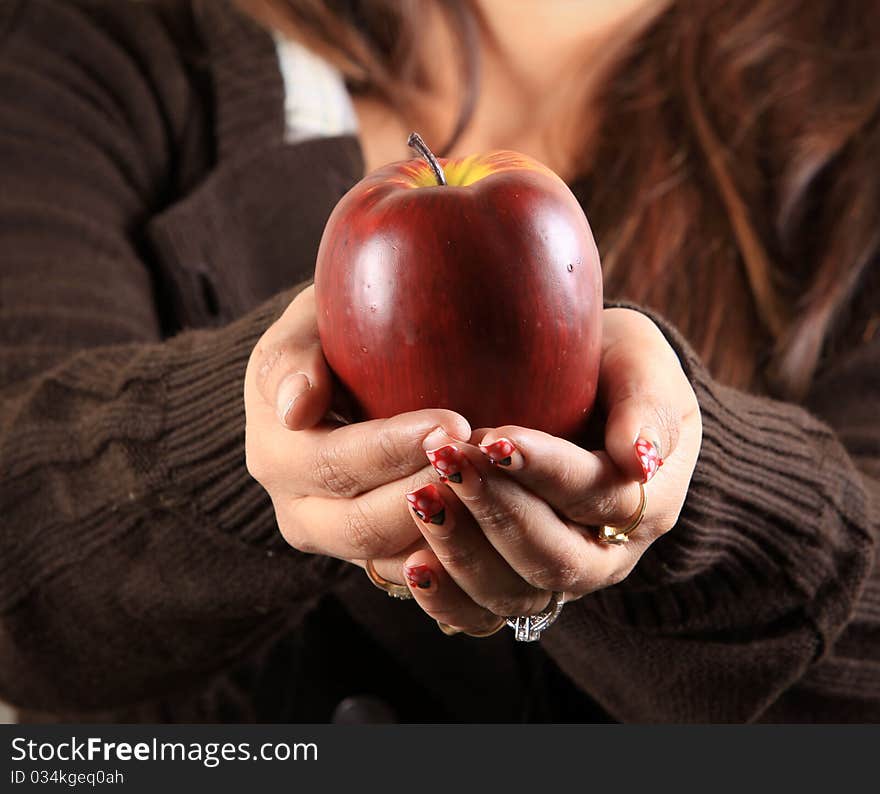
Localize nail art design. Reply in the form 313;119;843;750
404;564;432;590
635;438;663;483
406;484;446;525
479;438;515;466
425;444;466;484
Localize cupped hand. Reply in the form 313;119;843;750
388;308;703;636
244;286;470;573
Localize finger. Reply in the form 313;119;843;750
250;285;333;431
605;393;667;484
599;308;697;482
354;538;427;586
404;480;550;617
474;427;643;529
252;408;471;498
421;431;632;597
399;548;505;636
276;465;439;559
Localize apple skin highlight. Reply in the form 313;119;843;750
314;146;603;440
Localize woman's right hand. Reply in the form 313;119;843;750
244;286;472;577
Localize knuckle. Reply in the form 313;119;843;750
314;443;362;497
341;502;388;557
254;340;284;392
654;402;681;459
593;491;621;521
276;512;312;553
435;544;481;574
524;556;582;593
573;488;624;525
547;455;579;496
557;566;581;593
472;500;523;542
531;453;576;495
375;423;410;479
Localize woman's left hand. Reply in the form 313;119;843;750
387;308;703;635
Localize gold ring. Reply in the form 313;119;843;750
436;617;506;638
597;482;647;544
464;617;507;638
365;559;413;600
436;621;461;636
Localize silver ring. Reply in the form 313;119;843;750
505;591;565;642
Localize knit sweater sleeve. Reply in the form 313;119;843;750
0;0;344;712
542;307;879;723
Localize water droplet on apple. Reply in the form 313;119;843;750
567;263;574;272
360;346;368;353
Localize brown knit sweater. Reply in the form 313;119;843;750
0;0;877;723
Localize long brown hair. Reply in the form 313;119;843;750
238;0;880;397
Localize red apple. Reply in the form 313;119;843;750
314;134;603;439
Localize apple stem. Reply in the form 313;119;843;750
408;132;447;186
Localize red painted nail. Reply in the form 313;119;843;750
425;444;467;484
479;438;516;466
404;564;433;590
405;484;446;524
635;438;663;483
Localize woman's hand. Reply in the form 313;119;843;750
389;308;702;635
244;286;470;574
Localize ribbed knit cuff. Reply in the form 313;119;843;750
150;285;344;581
593;303;874;653
158;294;280;542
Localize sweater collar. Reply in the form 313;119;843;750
192;0;364;177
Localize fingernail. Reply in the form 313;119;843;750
404;564;433;590
635;436;663;483
479;437;522;469
425;444;470;484
276;372;311;427
405;484;446;525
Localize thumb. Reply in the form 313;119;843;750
253;285;333;431
600;309;685;483
604;394;670;484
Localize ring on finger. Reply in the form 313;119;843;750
365;559;413;600
506;591;565;642
464;617;507;638
436;621;461;636
597;482;647;544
